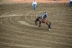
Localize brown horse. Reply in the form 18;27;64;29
35;17;51;30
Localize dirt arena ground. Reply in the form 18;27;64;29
0;3;72;48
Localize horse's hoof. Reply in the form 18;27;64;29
39;26;41;27
36;24;37;25
49;29;51;31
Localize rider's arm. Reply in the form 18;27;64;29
42;15;43;19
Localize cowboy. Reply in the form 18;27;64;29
36;12;47;24
35;12;48;22
42;12;47;19
38;12;47;20
32;0;37;10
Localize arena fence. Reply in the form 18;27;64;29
0;0;69;3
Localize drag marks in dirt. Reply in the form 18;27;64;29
0;10;44;27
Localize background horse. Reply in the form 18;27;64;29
35;17;51;30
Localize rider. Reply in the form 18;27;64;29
38;12;48;21
42;12;47;19
35;12;47;25
36;12;47;24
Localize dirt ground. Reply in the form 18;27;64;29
0;3;72;48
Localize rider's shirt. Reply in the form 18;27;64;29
38;13;47;19
70;0;72;2
43;13;47;19
32;1;37;5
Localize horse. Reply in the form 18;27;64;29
35;17;51;30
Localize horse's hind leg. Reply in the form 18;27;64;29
48;25;51;29
48;22;51;30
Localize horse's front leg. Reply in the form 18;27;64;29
39;19;42;27
39;21;41;27
35;21;37;25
